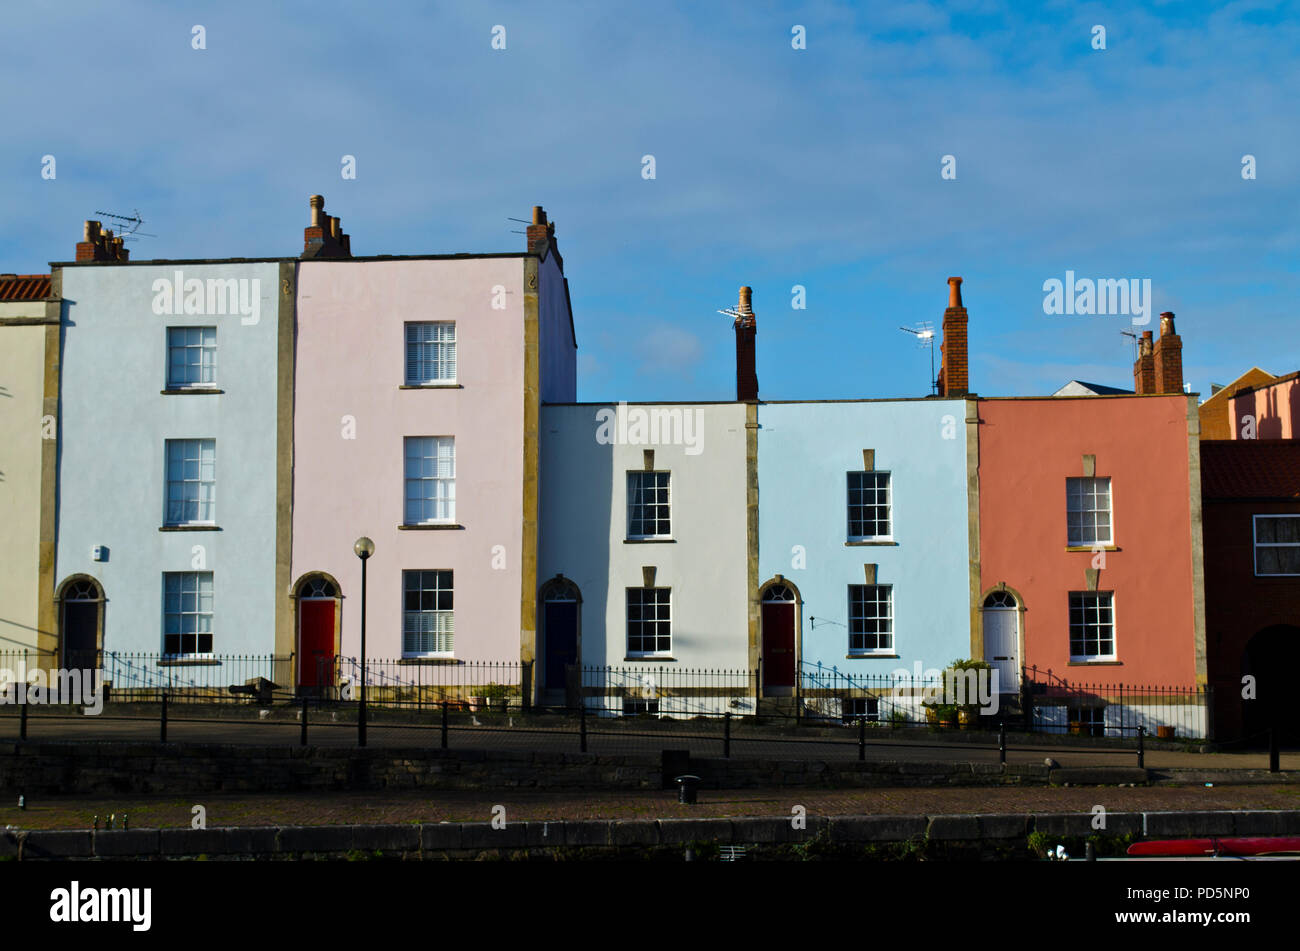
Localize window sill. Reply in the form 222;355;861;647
399;384;462;390
624;538;676;544
1065;545;1119;552
845;540;897;547
160;388;224;395
397;656;460;665
158;657;221;667
623;656;676;662
160;525;222;532
1067;660;1121;666
398;523;464;531
846;653;899;659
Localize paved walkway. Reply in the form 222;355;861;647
5;784;1300;831
5;708;1296;771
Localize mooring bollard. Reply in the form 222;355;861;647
301;695;309;747
676;774;701;804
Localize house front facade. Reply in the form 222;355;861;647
291;203;575;701
1200;440;1300;740
756;397;975;719
0;274;60;668
538;400;751;714
53;229;290;691
977;392;1208;735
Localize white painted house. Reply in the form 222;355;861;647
538;401;752;716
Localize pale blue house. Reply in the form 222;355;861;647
755;398;976;716
53;242;291;687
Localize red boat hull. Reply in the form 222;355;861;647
1128;837;1300;857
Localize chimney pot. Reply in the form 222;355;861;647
309;195;325;227
329;216;341;238
947;276;963;309
532;205;546;225
734;285;758;401
938;276;969;396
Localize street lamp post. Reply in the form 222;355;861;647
353;536;375;747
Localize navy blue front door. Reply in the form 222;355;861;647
544;601;578;689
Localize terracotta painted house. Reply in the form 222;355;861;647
291;200;576;700
975;312;1209;736
1201;440;1300;740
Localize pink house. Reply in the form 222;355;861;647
290;199;575;697
1230;370;1300;440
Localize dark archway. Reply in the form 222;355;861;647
1242;624;1300;743
539;575;582;705
55;575;105;670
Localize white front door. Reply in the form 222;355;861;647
982;608;1020;693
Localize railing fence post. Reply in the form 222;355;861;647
999;719;1007;766
160;692;168;743
858;714;866;761
441;700;448;749
1269;726;1280;773
301;695;308;747
19;699;27;741
579;699;588;753
724;711;731;759
1137;725;1145;769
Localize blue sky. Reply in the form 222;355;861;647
2;1;1297;401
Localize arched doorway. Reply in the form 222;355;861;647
760;580;800;696
539;575;581;704
1242;624;1300;742
293;573;342;692
56;575;105;670
981;588;1023;693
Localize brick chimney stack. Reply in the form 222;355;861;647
525;205;563;271
301;195;352;259
75;220;130;262
1133;331;1156;394
936;276;968;397
1152;312;1183;394
734;285;758;401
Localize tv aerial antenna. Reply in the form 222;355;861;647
899;322;937;395
506;215;530;235
93;209;156;242
1120;329;1138;362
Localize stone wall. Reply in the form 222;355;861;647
0;741;1060;795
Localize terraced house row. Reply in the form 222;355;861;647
3;200;1296;739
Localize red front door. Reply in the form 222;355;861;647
762;602;795;688
298;601;336;688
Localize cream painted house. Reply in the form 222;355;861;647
0;274;60;667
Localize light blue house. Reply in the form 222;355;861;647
755;398;976;717
53;248;292;688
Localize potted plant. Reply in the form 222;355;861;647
481;682;511;713
944;658;994;730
